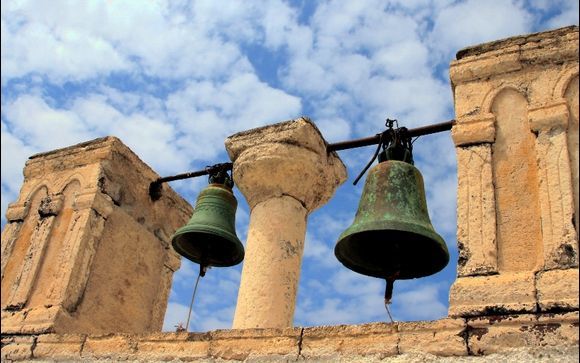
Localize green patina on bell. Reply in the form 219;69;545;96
172;180;244;268
335;143;449;280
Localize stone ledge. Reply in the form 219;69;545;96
455;26;578;60
449;273;537;317
1;314;578;361
450;26;578;84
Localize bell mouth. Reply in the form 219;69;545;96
172;228;244;267
334;227;449;280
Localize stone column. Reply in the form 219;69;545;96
1;137;192;334
448;26;579;317
225;117;347;329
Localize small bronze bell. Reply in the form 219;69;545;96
171;172;244;268
335;132;449;282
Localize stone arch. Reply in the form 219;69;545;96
482;85;529;114
490;88;543;272
28;179;83;308
553;67;580;100
0;185;49;308
55;174;85;195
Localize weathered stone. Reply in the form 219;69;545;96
0;336;35;361
452;114;496;146
136;332;210;361
455;144;497;277
450;45;523;83
301;323;398;359
399;318;467;356
534;129;578;269
529;102;570;132
227;117;346;329
1;137;192;334
232;196;307;329
449;273;537;317
565;74;579;241
492;88;543;272
536;268;579;311
82;334;137;360
33;334;85;360
208;328;300;361
467;312;579;355
225;117;346;212
450;26;578;317
452;27;578;83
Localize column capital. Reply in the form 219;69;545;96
225;117;347;212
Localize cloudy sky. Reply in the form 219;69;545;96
1;0;578;332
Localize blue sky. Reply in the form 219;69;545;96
1;0;578;332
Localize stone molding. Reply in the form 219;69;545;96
452;114;496;146
451;26;578;84
529;101;570;132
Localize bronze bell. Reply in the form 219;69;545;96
171;175;244;268
335;141;449;281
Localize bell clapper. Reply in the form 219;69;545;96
185;263;208;332
384;272;398;323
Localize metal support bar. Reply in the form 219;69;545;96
326;120;455;152
149;162;232;200
149;120;455;200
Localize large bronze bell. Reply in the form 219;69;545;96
335;143;449;281
171;178;244;268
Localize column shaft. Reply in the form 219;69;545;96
233;196;306;329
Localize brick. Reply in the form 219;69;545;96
135;332;210;361
536;269;579;311
34;334;85;360
467;312;579;355
399;318;467;356
209;327;301;361
301;322;398;360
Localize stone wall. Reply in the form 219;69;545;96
1;137;192;335
2;312;577;361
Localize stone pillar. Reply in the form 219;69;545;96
1;137;192;334
448;26;579;317
225;117;347;329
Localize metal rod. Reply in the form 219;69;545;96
149;120;455;200
185;265;207;332
185;272;201;331
156;162;232;184
149;162;232;200
327;119;455;152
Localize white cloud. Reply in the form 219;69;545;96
1;121;36;219
166;72;302;162
4;95;93;150
395;283;448;321
429;0;533;61
545;0;580;29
